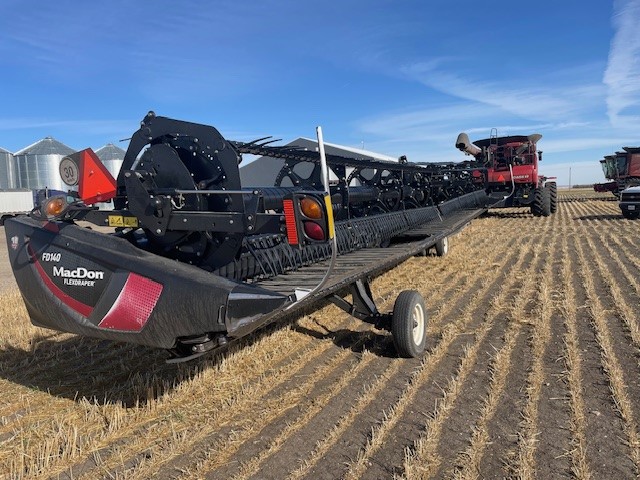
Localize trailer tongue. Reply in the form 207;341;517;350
5;113;493;363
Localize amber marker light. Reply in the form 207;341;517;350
43;196;68;219
300;197;323;219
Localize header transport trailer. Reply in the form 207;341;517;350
5;112;495;363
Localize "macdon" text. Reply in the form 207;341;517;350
52;266;104;280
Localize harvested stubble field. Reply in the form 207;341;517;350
0;190;639;480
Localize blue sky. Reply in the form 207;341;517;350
1;0;638;186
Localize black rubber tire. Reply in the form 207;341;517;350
434;237;449;256
622;210;639;219
392;290;427;358
531;187;544;216
541;186;552;217
548;182;558;213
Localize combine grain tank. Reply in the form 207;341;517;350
5;112;495;363
15;137;75;191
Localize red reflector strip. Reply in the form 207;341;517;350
98;273;163;332
283;199;299;245
42;222;60;233
28;245;93;317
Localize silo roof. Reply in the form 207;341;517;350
15;136;75;156
0;146;11;154
95;143;126;161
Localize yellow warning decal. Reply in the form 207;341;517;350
108;216;139;228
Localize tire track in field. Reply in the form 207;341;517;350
440;218;557;480
573;209;640;477
582;234;640;349
503;213;568;479
560;199;637;478
528;222;574;479
342;221;552;480
402;214;556;479
558;232;591;479
552;198;631;479
604;234;640;291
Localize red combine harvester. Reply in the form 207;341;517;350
455;130;557;216
593;147;640;197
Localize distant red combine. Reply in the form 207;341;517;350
593;147;640;197
456;130;557;216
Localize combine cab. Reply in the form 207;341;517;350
5;113;495;363
456;130;557;216
593;147;640;197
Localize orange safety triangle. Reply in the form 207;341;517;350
78;148;117;204
497;174;505;182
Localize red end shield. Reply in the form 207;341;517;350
77;148;117;204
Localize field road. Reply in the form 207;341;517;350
0;191;639;479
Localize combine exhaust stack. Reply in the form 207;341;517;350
6;113;493;362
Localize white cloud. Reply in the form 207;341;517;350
603;0;640;126
541;136;638;154
401;61;605;122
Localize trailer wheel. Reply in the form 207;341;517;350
434;237;449;256
392;290;427;358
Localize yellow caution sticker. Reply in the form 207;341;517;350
108;216;139;228
123;216;139;227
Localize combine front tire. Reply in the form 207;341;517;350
547;182;558;213
392;290;427;358
531;188;543;216
531;187;551;217
541;187;552;216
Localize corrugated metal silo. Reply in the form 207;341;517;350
0;146;17;189
95;143;126;180
15;137;76;191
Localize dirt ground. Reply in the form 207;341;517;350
0;192;639;479
0;226;17;292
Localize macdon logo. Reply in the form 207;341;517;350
53;266;104;287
